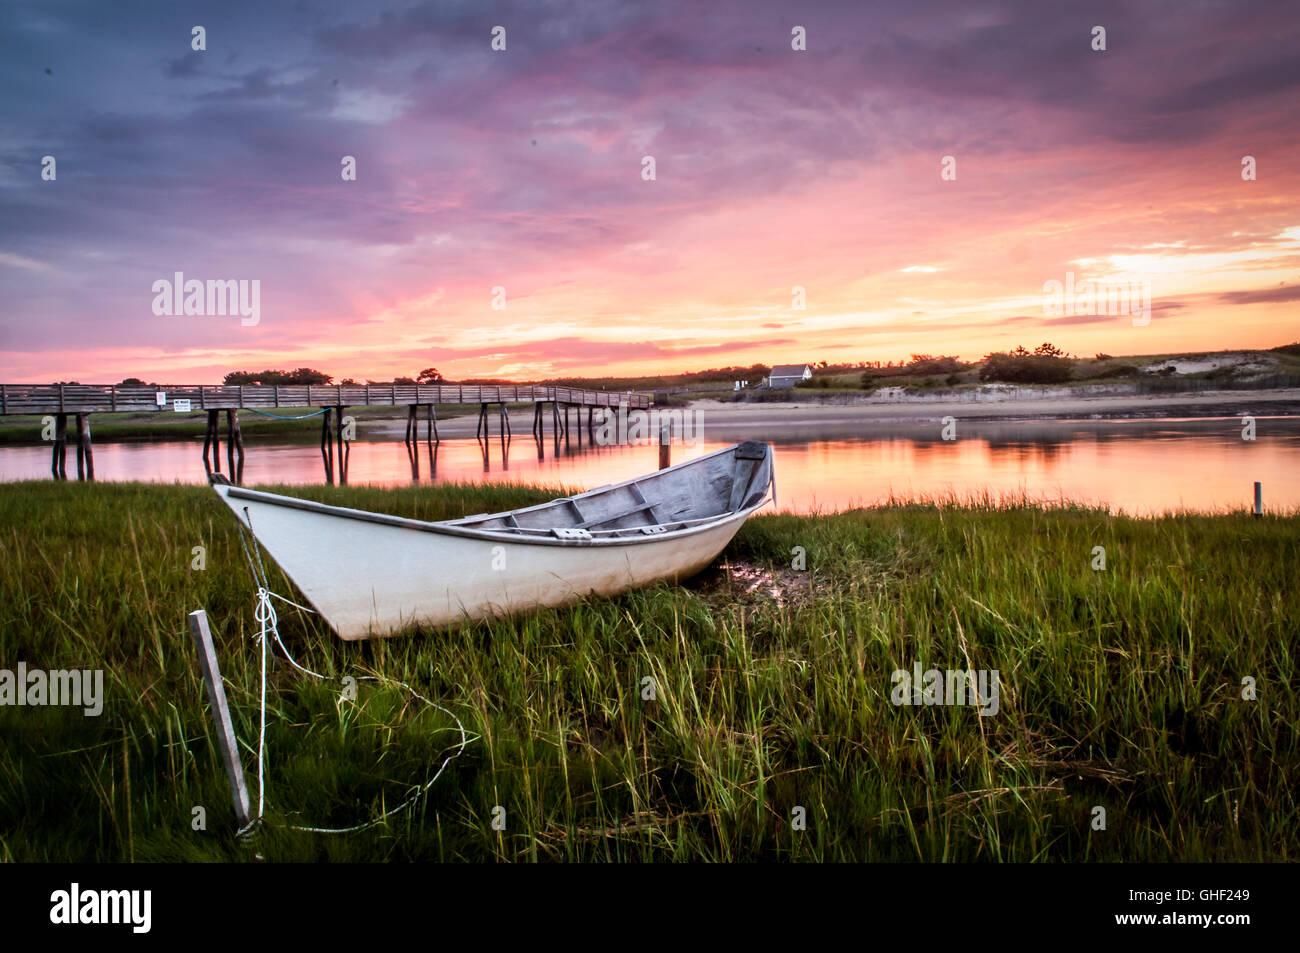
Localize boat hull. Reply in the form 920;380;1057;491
214;473;766;640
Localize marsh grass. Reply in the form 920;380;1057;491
0;481;1295;861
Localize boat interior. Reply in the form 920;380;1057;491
447;441;773;539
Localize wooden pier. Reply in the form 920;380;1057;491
1;382;652;482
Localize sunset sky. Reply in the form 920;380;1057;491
2;0;1297;384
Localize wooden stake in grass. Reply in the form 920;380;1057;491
187;609;251;829
1254;481;1263;517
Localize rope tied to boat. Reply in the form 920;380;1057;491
232;510;471;839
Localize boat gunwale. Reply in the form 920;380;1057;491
216;443;773;547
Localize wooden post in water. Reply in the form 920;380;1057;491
51;413;68;480
1253;481;1262;517
230;410;244;483
427;403;438;443
499;402;510;437
205;410;221;473
335;405;347;485
404;404;416;444
79;413;94;482
201;411;213;472
320;406;334;485
212;410;221;473
659;417;671;470
75;414;86;480
225;410;240;478
187;609;252;830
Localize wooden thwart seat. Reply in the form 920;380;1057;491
569;480;667;530
575;500;656;529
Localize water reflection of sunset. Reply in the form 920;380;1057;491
1;419;1296;516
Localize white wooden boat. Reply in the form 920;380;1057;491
212;441;774;640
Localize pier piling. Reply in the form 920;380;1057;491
334;405;347;485
320;406;334;484
203;410;221;474
74;413;94;481
75;419;84;480
50;413;67;479
225;409;243;480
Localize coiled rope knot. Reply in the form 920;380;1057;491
253;586;278;638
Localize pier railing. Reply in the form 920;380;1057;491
0;383;652;415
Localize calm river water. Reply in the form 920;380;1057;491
2;417;1297;516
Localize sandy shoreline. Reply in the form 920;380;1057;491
368;387;1300;440
687;388;1300;423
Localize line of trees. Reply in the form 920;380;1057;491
223;368;333;386
220;367;445;387
858;345;1077;388
978;344;1074;384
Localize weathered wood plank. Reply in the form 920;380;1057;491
187;610;252;828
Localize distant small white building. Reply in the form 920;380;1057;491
766;364;813;388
